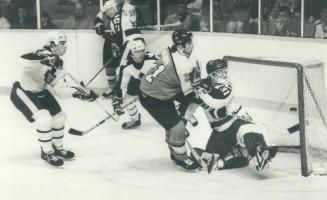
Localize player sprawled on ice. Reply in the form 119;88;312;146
190;59;278;171
94;0;138;98
139;30;202;170
113;38;158;129
10;31;98;167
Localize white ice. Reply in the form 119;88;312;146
1;94;327;200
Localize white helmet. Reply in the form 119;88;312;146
130;39;145;54
47;31;67;46
103;0;118;12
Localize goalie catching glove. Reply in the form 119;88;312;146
190;67;211;94
72;87;98;102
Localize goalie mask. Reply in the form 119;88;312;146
47;31;67;56
130;38;146;63
103;0;118;18
206;59;229;85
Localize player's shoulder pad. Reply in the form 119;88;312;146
21;48;52;60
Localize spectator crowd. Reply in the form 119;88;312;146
0;0;326;39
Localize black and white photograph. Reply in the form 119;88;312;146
1;0;327;199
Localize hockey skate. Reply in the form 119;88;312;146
170;151;201;170
102;87;114;99
174;157;201;170
53;145;75;160
254;145;278;171
41;149;64;167
122;114;141;129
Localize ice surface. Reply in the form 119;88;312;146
1;95;327;200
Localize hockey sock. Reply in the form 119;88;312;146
243;132;266;157
52;127;64;150
168;142;187;161
37;129;53;153
125;101;139;121
107;75;117;88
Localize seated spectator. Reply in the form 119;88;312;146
41;11;57;29
12;6;36;29
187;0;203;30
63;2;93;29
199;14;209;32
226;8;251;33
163;0;192;31
314;8;327;39
269;6;291;36
0;6;11;29
288;8;300;37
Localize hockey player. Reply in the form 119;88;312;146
10;31;98;167
139;30;201;170
113;38;158;129
190;59;278;171
94;0;138;98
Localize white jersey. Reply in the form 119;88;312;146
172;50;200;96
118;52;158;98
19;47;75;98
196;78;242;131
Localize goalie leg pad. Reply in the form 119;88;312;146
205;130;237;157
243;132;267;157
222;156;249;170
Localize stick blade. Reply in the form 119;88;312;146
288;124;300;134
68;128;84;136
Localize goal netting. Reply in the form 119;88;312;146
224;56;327;176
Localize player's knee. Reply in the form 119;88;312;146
166;120;186;146
33;109;52;131
52;111;67;129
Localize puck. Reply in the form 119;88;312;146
290;107;297;112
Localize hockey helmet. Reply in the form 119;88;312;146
206;59;228;85
103;0;118;17
130;38;146;63
172;30;193;47
47;31;67;46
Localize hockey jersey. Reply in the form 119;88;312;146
117;52;158;98
140;47;200;100
95;2;136;46
19;46;74;98
196;78;246;132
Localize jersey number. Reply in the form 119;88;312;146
145;65;165;84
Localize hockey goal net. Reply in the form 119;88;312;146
223;56;327;176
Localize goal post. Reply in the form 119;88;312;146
223;55;327;176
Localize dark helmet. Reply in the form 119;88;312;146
172;30;193;47
206;59;227;74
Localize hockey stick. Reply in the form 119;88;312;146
63;68;118;121
104;21;182;33
69;97;139;136
185;138;211;173
184;129;211;173
174;102;199;127
84;57;115;87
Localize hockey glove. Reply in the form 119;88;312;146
41;55;63;70
111;43;121;57
72;89;98;102
95;23;105;35
112;96;125;116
